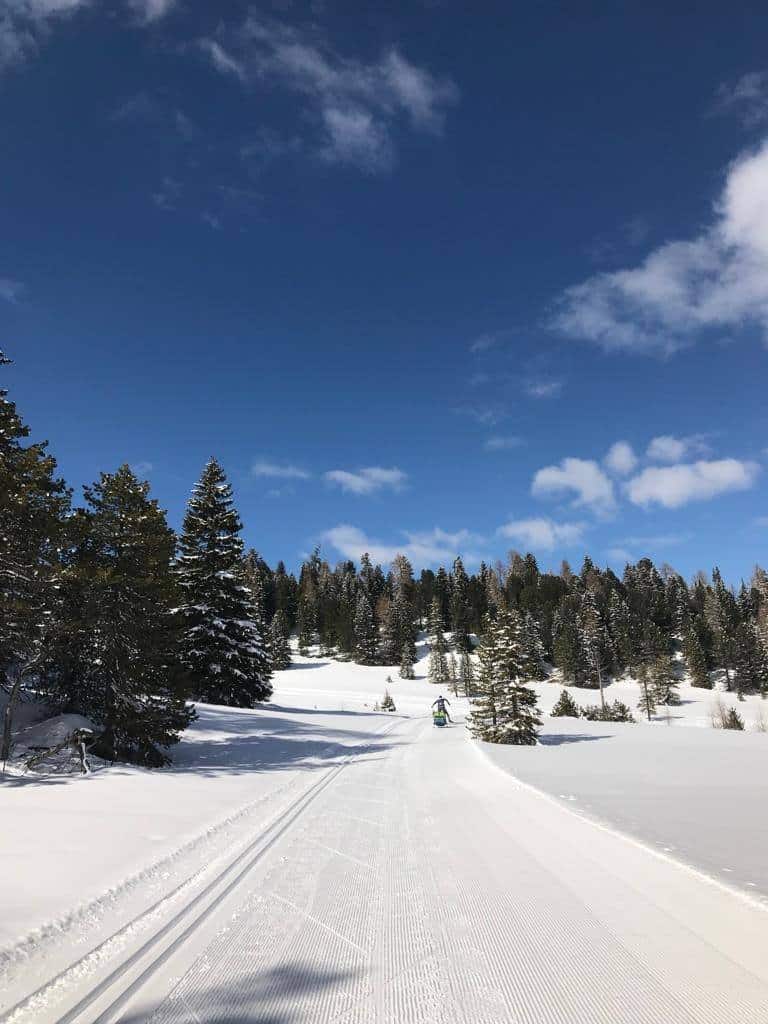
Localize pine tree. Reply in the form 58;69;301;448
56;466;193;765
733;620;768;699
427;598;449;684
551;688;581;718
468;610;541;745
458;649;475;696
1;354;71;763
521;612;546;680
637;661;657;721
381;688;396;711
447;651;459;694
682;625;711;688
450;556;472;652
650;652;680;706
578;590;612;704
175;459;271;707
353;591;379;665
399;642;415;679
269;609;292;671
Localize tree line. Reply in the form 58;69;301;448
3;352;767;763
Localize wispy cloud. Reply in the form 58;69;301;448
111;92;198;139
469;332;500;354
532;457;616;517
324;466;407;495
199;17;458;173
498;517;585;550
0;0;88;70
553;140;768;354
252;459;311;480
201;211;222;230
626;459;759;508
715;70;768;127
646;434;711;463
0;277;23;303
132;460;154;477
524;377;563;399
322;524;482;565
127;0;176;25
484;435;523;451
152;176;182;211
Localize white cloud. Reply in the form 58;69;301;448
200;17;457;172
646;434;711;462
324;466;407;495
525;377;563;399
322;524;481;566
127;0;175;24
626;459;759;508
715;70;768;126
1;0;89;70
497;517;585;550
604;440;637;476
201;211;222;230
484;435;523;451
0;277;23;302
606;547;634;564
199;39;246;81
553;140;768;354
252;459;311;480
469;332;499;353
532;457;616;516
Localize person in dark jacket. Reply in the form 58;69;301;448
432;695;452;723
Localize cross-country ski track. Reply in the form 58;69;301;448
5;701;768;1024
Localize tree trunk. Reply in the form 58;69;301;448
1;665;23;768
597;663;606;710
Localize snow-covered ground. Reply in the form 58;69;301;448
2;648;768;1023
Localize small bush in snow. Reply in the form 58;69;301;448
580;701;635;723
551;689;581;718
381;689;396;712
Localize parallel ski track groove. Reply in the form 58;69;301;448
3;717;403;1024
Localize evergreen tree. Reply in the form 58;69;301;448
636;661;657;721
399;642;416;679
1;354;71;762
650;652;680;706
353;591;379;665
269;609;292;671
458;648;475;696
56;466;193;765
552;596;585;685
682;625;711;688
468;610;541;744
734;620;768;698
578;590;612;704
450;556;472;652
447;650;458;693
427;598;449;684
521;612;546;680
551;688;580;718
381;688;396;711
175;459;271;707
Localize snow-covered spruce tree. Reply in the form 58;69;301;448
399;642;415;679
381;688;396;712
521;612;546;681
636;661;657;722
723;707;745;730
447;651;459;694
353;590;379;665
450;556;473;653
734;620;768;699
427;598;449;684
381;555;417;666
458;648;475;696
0;353;71;763
57;466;193;765
175;459;271;707
551;688;581;718
682;625;711;688
650;652;680;706
468;610;541;745
578;590;612;705
269;609;292;671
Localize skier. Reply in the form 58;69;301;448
432;695;453;723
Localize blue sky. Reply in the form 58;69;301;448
2;1;767;580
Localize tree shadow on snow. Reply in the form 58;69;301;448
169;706;403;777
538;733;612;746
120;962;361;1024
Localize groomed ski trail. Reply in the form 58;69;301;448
12;712;768;1024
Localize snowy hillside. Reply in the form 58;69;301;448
2;644;768;1022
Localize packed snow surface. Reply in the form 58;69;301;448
2;649;768;1023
